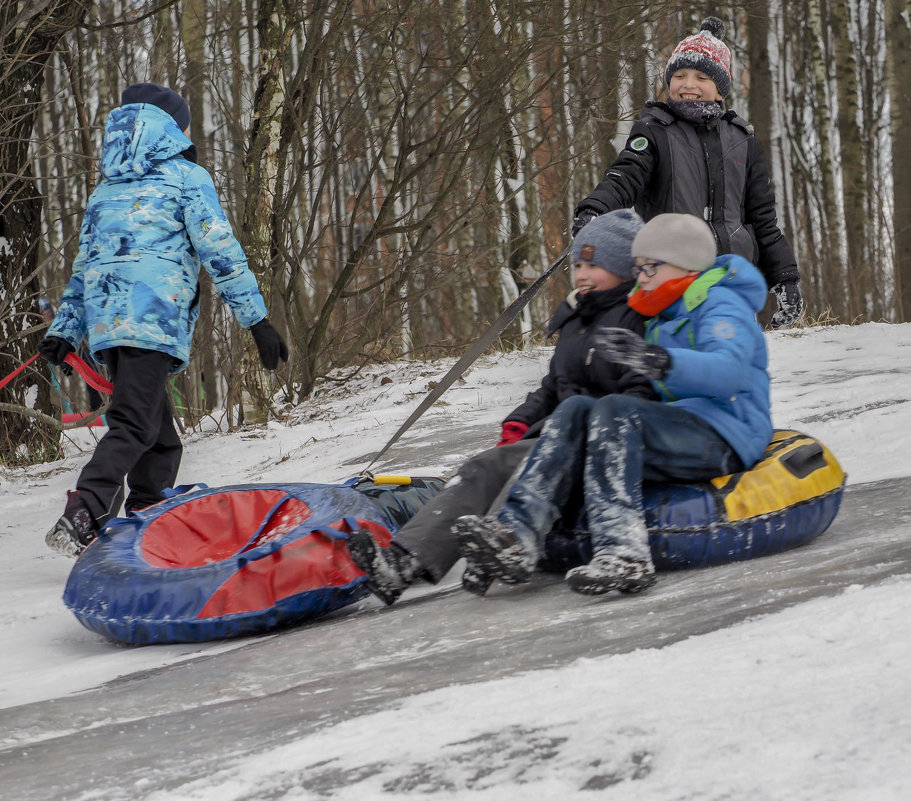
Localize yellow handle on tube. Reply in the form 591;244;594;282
372;475;413;485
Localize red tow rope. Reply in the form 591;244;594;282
0;352;113;395
0;353;40;392
63;352;114;394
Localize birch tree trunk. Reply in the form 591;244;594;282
806;0;848;319
238;0;293;421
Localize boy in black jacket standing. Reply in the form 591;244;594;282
572;17;802;329
348;210;656;603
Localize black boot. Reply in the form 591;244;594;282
347;529;422;606
565;553;656;596
453;515;535;595
45;491;98;558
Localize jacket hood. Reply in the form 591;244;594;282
101;104;192;180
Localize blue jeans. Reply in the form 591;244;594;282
497;394;743;564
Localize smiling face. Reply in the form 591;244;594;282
668;68;723;102
573;261;624;295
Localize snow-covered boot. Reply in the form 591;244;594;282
565;553;656;596
347;528;422;606
453;515;535;595
45;491;98;558
460;563;495;597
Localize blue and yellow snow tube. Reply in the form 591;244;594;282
542;430;846;571
63;476;443;645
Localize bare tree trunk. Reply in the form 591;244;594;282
886;0;911;321
806;0;847;319
0;0;89;464
180;0;217;419
746;1;772;153
236;0;294;421
830;0;868;320
744;0;778;325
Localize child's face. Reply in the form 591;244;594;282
668;69;722;102
573;261;624;294
634;258;693;292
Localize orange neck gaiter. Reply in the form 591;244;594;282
628;273;700;316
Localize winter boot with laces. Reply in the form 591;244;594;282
45;491;98;558
347;528;422;606
565;553;657;596
453;515;535;596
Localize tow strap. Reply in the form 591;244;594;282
0;352;113;394
360;247;569;477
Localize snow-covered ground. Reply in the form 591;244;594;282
1;322;910;799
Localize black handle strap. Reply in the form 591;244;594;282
360;247;570;476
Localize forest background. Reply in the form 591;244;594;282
2;0;910;464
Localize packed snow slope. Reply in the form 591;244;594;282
0;322;909;800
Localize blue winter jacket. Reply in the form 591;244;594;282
643;254;772;468
49;104;267;371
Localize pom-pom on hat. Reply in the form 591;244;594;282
121;82;191;132
631;213;717;273
570;209;644;280
664;17;732;99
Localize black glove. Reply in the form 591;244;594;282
250;318;289;370
571;208;601;238
770;279;803;329
38;336;75;372
593;327;671;380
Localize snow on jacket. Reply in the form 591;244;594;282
575;102;798;288
644;253;772;468
505;281;656;430
49;103;267;372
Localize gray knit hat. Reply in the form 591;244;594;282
570;209;644;279
631;213;717;272
665;17;732;99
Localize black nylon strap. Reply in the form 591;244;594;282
361;247;570;476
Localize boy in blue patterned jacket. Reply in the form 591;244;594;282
455;213;773;597
39;83;287;557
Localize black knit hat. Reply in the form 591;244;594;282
121;82;191;131
664;17;732;99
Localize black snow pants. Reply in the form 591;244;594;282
76;347;182;526
394;438;536;582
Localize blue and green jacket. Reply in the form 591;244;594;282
644;254;772;468
49;103;267;371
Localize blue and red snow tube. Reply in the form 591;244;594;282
63;476;443;645
65;431;844;645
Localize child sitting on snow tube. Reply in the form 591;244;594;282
451;213;773;597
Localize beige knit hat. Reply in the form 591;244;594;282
631;213;717;272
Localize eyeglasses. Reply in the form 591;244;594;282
635;261;666;278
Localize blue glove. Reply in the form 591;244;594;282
593;327;671;380
770;279;803;329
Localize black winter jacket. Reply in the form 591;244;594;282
504;282;656;431
575;102;798;288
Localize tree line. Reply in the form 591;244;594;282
2;0;908;464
